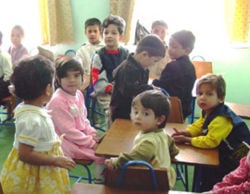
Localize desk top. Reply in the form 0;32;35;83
70;183;169;194
95;119;219;166
225;102;250;119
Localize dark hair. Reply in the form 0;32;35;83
85;18;102;31
0;31;2;43
55;55;84;87
136;35;165;57
132;90;170;128
11;55;54;101
196;73;226;99
102;15;126;34
151;20;168;29
171;30;195;51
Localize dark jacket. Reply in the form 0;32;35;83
110;54;153;121
152;55;196;118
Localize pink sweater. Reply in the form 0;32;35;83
46;88;103;163
212;153;250;194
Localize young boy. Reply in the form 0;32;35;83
106;90;179;189
110;34;165;122
0;31;13;104
172;73;250;191
148;20;170;78
91;15;129;112
76;18;104;91
152;30;196;119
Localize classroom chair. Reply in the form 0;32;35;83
69;159;94;183
0;95;16;126
105;160;170;191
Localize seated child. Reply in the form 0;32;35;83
172;73;250;191
202;151;250;194
110;34;166;122
0;55;75;193
46;55;105;183
152;30;196;119
8;25;29;68
76;18;104;91
105;90;179;189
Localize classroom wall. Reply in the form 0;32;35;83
57;0;250;106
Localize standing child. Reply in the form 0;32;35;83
46;55;106;183
106;90;179;189
148;20;170;78
76;18;104;91
0;55;75;194
110;34;165;122
91;15;129;113
202;151;250;194
172;73;250;191
0;30;13;103
152;30;196;119
8;25;29;68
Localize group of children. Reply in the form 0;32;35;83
0;14;250;194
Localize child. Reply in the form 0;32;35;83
0;31;13;104
91;15;129;112
0;55;76;193
76;18;104;91
148;20;170;78
172;73;250;191
110;34;165;122
202;151;250;194
105;90;179;189
8;25;29;68
46;55;106;183
152;30;196;119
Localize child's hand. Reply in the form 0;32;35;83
201;191;213;194
171;128;190;137
172;135;188;143
53;156;76;170
105;159;114;170
94;133;106;144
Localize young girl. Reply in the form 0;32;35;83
172;73;250;191
0;55;76;193
46;55;105;183
203;151;250;194
105;90;179;189
8;25;29;68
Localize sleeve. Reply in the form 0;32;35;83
186;115;204;136
48;99;96;148
212;156;250;194
117;65;153;99
190;116;233;149
111;140;155;169
17;116;42;147
1;53;13;81
167;135;179;157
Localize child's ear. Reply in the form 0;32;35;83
157;115;166;126
119;34;125;41
45;83;52;96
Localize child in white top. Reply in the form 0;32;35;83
0;55;76;194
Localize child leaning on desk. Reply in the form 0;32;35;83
105;90;179;189
172;73;250;192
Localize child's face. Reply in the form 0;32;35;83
130;100;162;132
58;70;82;95
138;51;163;68
151;25;168;42
11;28;23;47
196;83;224;115
168;37;189;60
85;24;102;45
103;24;122;50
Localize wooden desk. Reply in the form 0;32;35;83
225;102;250;119
70;183;169;194
96;119;219;167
